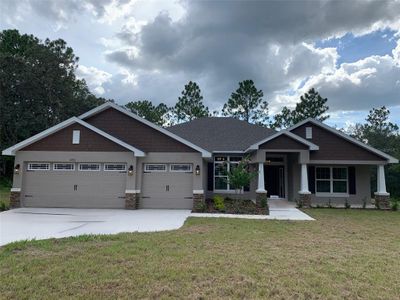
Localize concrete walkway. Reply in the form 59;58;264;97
191;199;314;221
0;208;191;246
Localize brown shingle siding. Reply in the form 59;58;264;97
291;122;386;161
259;135;308;150
21;123;129;152
85;108;196;153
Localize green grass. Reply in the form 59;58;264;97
1;210;399;299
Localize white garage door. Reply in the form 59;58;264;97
141;163;193;209
22;162;127;208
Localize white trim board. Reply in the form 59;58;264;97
2;117;145;157
287;118;398;164
79;102;212;158
246;130;319;151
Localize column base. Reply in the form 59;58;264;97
193;191;205;212
125;192;140;209
298;192;311;208
10;191;21;209
256;192;269;215
374;193;391;210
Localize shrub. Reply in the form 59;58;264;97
362;197;367;209
194;201;206;212
344;198;351;209
213;195;225;211
390;198;399;211
296;198;303;208
259;196;267;208
0;201;9;211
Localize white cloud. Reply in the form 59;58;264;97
76;65;112;95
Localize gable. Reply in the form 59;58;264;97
291;122;387;161
84;108;197;153
259;134;308;150
21;123;129;152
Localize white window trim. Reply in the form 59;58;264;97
104;163;127;172
53;163;75;171
144;163;167;173
214;156;241;192
169;163;193;173
315;166;349;197
78;163;101;171
27;163;50;171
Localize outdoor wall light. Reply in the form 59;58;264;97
14;164;20;174
128;165;134;176
195;165;200;175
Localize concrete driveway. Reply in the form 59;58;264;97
0;208;191;246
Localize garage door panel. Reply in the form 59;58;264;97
22;164;126;208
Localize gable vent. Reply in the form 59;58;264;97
72;130;80;144
306;127;312;139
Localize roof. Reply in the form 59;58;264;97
168;117;276;152
246;130;319;151
79;102;211;157
287;118;399;164
2;117;146;156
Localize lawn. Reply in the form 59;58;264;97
0;210;399;299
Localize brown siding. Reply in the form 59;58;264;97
291;122;386;161
85;108;196;153
21;123;129;152
259;135;308;150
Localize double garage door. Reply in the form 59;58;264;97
22;162;127;208
22;162;194;209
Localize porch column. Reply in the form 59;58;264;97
256;162;266;193
375;165;390;209
299;163;310;194
298;163;311;207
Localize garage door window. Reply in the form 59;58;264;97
53;163;75;171
170;164;192;172
27;163;50;171
79;163;101;171
144;164;167;172
104;163;126;171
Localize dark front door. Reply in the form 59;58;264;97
264;165;285;198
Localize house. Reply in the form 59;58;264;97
2;102;398;210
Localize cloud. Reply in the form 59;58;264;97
76;65;112;95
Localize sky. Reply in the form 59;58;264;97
1;0;400;128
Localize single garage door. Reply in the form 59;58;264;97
141;163;193;209
22;162;127;208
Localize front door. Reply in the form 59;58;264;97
264;165;285;198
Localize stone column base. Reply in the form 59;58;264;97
10;190;21;209
374;193;391;210
192;191;205;212
256;192;269;215
125;192;140;209
298;193;311;208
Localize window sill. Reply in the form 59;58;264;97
315;193;350;198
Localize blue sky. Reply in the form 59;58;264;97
0;0;399;128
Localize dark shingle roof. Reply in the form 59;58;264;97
167;117;276;152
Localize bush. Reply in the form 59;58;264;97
194;201;206;212
0;201;9;211
213;195;225;211
344;198;351;209
391;198;399;211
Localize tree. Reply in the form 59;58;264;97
346;106;400;197
222;80;270;126
273;88;329;129
226;156;257;194
125;100;169;126
0;29;106;176
174;81;209;123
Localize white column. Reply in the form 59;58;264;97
256;162;266;193
376;165;389;195
299;163;310;194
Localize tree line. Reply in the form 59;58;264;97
0;29;399;199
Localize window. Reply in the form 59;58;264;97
170;164;192;172
27;163;50;171
214;156;242;191
72;130;80;144
53;163;75;171
79;163;100;171
316;167;348;194
104;163;126;171
144;164;167;172
306;127;312;139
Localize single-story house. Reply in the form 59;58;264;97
3;102;398;210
